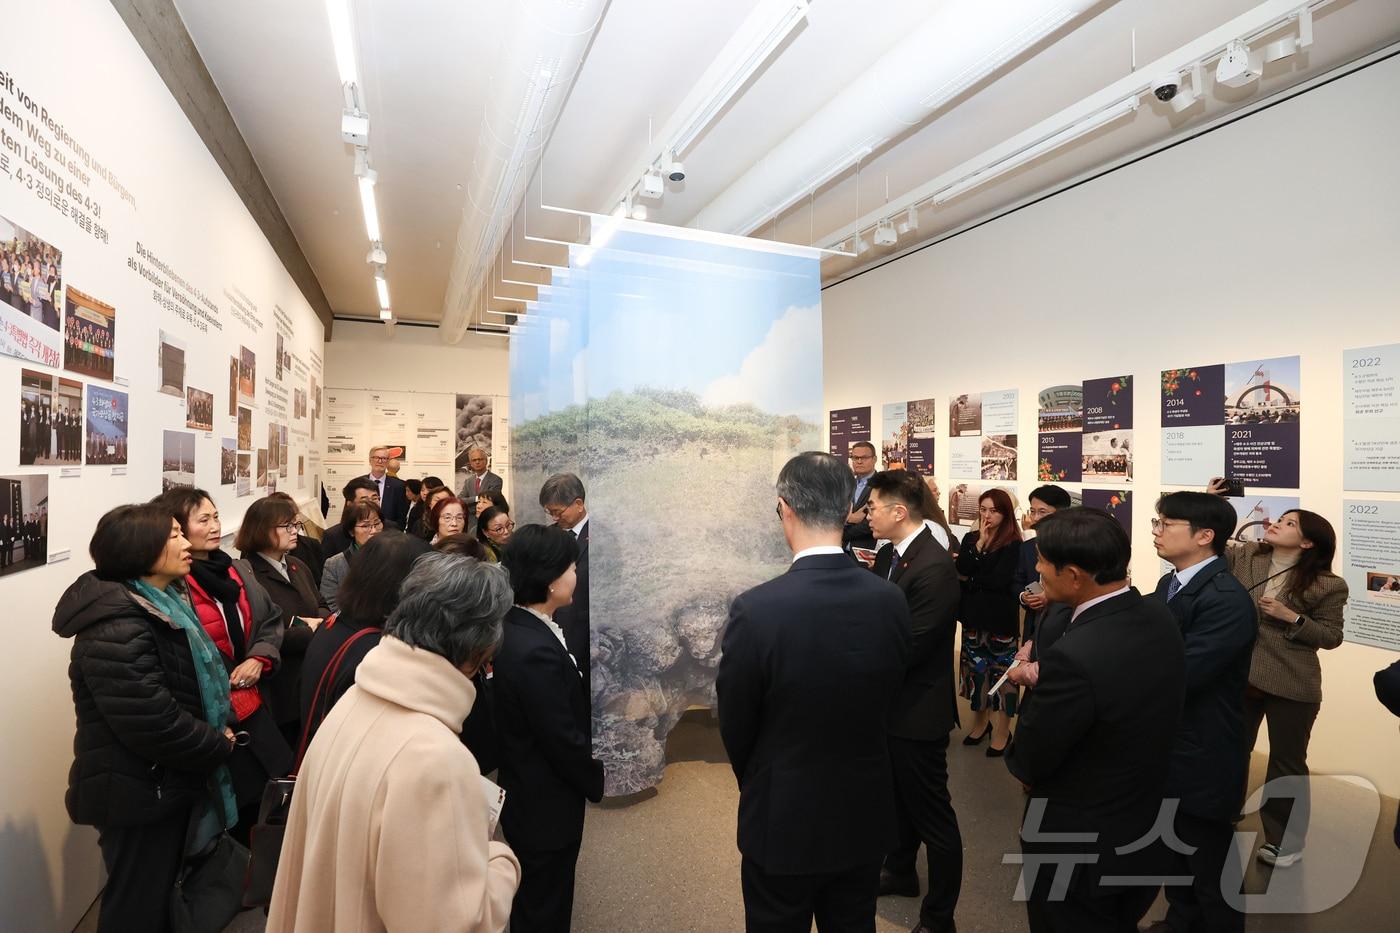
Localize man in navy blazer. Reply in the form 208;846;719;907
717;451;909;933
1147;492;1258;933
1006;508;1185;932
355;446;408;527
865;470;962;933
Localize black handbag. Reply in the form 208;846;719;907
170;831;250;933
241;620;379;907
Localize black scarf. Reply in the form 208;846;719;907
188;549;247;660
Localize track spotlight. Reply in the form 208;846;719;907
630;201;648;221
873;219;897;246
896;206;918;236
639;171;665;199
1216;40;1262;88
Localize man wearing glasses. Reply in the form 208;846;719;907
843;441;879;553
357;446;408;527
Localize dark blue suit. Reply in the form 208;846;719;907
717;551;908;931
1152;557;1256;933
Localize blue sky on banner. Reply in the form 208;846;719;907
511;228;822;426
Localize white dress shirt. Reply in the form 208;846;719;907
568;514;589;538
1169;554;1218;595
521;605;578;672
792;544;845;563
1070;584;1132;623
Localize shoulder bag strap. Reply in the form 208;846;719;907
291;618;381;773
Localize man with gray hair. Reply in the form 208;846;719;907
268;553;520;931
458;446;503;523
717;451;910;932
540;472;591;708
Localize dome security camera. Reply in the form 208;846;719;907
1151;73;1181;102
666;160;686;183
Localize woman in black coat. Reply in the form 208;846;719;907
494;524;604;933
54;504;237;933
236;496;331;746
955;487;1023;755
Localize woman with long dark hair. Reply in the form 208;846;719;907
955;487;1022;755
154;487;292;841
1210;489;1349;868
300;530;432;742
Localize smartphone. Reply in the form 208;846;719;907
1217;477;1244;498
1023;581;1043;597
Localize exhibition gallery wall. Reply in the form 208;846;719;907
0;1;326;929
822;52;1400;798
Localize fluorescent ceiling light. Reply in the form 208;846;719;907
379;308;392;321
671;0;810;158
325;0;359;87
932;96;1140;205
358;176;381;242
375;277;390;309
734;142;873;235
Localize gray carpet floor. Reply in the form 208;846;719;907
77;706;1400;931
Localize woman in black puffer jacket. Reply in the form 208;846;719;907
54;503;236;933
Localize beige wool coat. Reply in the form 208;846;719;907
267;636;520;932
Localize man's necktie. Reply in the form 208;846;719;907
474;474;482;495
1167;574;1182;601
887;553;899;580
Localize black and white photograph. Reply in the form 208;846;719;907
161;430;196;492
0;474;48;577
186;386;214;431
220;438;236;485
1082;429;1133;480
158;329;185;397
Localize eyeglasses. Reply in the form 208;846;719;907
355;521;384;531
489;520;516;533
275;521;305;534
1027;507;1055;519
440;513;466;525
850;454;875;462
369;455;388;463
1150;518;1190;532
863;501;900;515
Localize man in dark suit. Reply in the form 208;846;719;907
717;451;909;933
1145;492;1257;933
842;441;878;552
865;470;963;933
356;446;407;526
322;477;396;559
540;472;591;711
1005;507;1186;933
458;446;503;516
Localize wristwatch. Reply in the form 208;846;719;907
1292;613;1304;627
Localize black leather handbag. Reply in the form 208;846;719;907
170;829;250;933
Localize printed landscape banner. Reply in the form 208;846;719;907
511;223;823;795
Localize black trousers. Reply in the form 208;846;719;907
1024;858;1154;933
511;838;582;933
884;733;962;930
1162;810;1244;933
1242;687;1319;852
740;856;881;933
96;807;190;933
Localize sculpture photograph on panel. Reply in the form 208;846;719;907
511;225;823;795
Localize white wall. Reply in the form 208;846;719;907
0;2;325;928
323;320;510;499
823;54;1400;796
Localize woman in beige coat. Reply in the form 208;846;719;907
268;553;521;932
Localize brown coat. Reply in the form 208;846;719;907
267;636;520;932
1225;542;1349;703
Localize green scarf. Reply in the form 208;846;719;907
130;578;238;831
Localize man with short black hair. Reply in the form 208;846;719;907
1010;484;1075;692
323;477;387;559
540;473;591;702
843;441;879;552
865;470;962;933
1006;508;1185;932
1145;492;1257;933
718;451;908;933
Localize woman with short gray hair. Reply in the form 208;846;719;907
267;553;521;933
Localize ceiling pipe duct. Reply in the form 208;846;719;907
439;0;606;344
688;0;1105;236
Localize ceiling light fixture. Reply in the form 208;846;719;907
379;307;393;321
896;206;919;235
324;0;360;87
670;0;810;159
733;143;873;237
873;219;897;246
375;277;390;309
932;96;1140;205
852;233;869;256
1216;39;1263;88
358;175;381;242
630;202;648;221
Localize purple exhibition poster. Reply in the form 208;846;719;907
828;405;871;458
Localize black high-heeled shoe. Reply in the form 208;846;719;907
986;739;1008;758
962;723;991;746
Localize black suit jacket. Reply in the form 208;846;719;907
717;552;909;875
1006;589;1185;875
493;606;604;851
242;553;331;727
1152;558;1257;821
357;473;408;526
552;519;590;685
841;474;876;550
872;527;960;739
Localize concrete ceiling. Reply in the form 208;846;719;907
175;0;1400;327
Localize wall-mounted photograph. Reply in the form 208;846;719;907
0;474;48;577
63;287;116;381
0;213;63;368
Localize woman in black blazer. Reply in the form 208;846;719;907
955;487;1023;755
494;524;604;933
236;496;330;746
